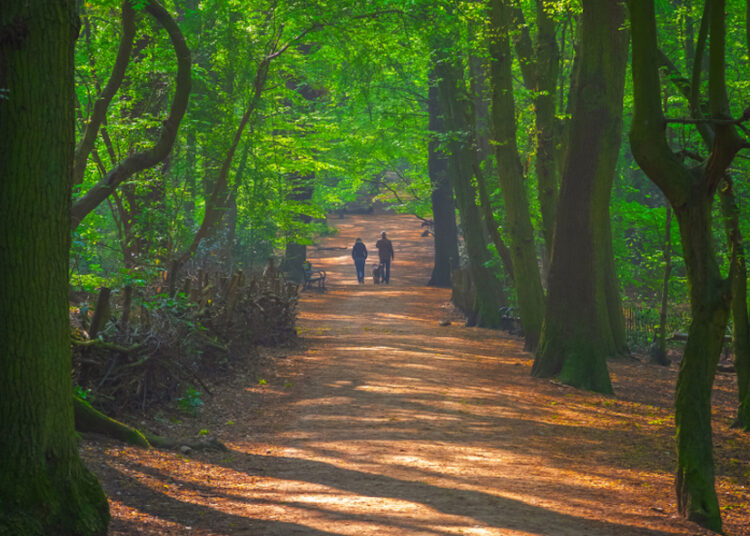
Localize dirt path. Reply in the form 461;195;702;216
85;213;749;536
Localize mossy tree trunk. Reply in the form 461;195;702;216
427;82;460;288
487;0;545;350
672;195;729;532
432;38;505;327
532;0;628;393
503;3;561;264
630;0;747;529
0;2;110;534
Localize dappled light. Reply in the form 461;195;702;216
81;214;750;535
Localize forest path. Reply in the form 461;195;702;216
93;213;741;536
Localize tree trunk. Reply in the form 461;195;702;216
719;180;750;430
650;204;673;366
433;42;505;327
168;45;274;293
662;1;750;432
673;197;728;532
427;84;460;288
0;2;110;534
281;178;314;283
533;0;560;255
532;0;628;393
488;0;545;350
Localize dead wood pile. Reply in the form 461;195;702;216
71;269;298;413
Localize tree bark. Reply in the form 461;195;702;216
660;3;750;431
426;83;460;287
488;0;545;350
672;196;728;532
0;2;110;533
532;0;628;393
280;178;314;283
533;0;560;255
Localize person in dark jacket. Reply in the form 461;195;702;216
351;238;368;284
375;231;394;284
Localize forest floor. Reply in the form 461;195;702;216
82;213;750;536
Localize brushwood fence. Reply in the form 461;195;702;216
623;306;691;349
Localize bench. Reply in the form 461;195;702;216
302;261;326;291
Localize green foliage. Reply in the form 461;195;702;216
69;0;748;362
177;386;204;416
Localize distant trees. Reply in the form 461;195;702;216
0;1;110;534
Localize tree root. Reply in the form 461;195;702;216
74;396;227;452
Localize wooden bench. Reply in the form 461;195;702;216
302;261;326;291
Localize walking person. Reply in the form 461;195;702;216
351;238;368;284
375;231;394;284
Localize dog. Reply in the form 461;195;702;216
372;263;383;285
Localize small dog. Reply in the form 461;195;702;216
372;263;383;284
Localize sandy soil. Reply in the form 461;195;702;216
82;213;750;536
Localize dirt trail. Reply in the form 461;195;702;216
87;213;749;536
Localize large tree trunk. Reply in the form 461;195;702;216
427;84;460;288
0;2;110;534
532;0;628;393
662;2;750;431
488;0;545;350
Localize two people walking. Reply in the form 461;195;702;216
351;231;394;284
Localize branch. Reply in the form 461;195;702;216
71;0;191;229
268;9;404;60
656;47;714;146
629;0;692;205
167;26;281;290
474;160;515;282
665;112;750;126
73;1;136;186
508;5;536;90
